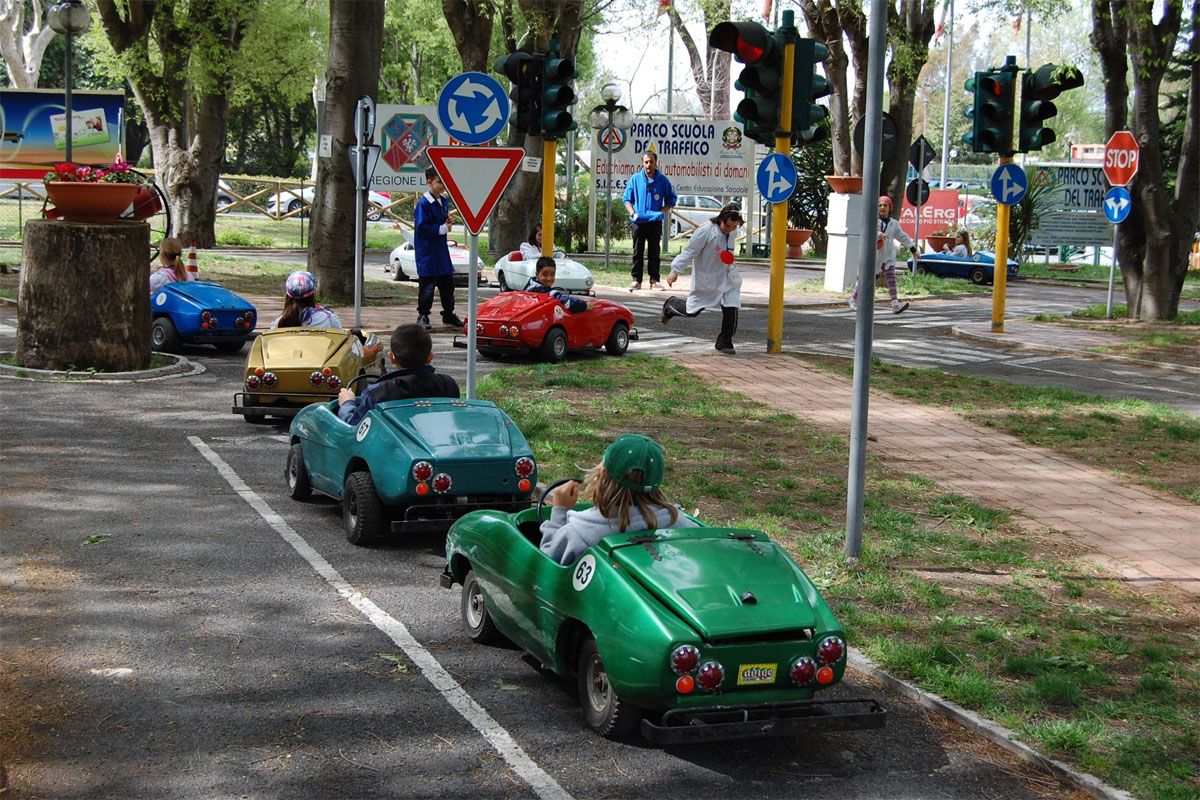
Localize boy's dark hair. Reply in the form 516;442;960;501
424;167;439;181
535;256;556;271
390;323;433;369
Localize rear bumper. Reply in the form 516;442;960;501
451;334;532;354
640;696;886;744
391;497;531;534
231;391;329;418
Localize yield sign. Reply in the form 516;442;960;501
426;146;524;235
1103;130;1140;187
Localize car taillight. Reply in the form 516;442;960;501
235;318;244;329
508;325;519;337
675;674;695;694
818;636;845;665
696;661;724;691
517;478;531;493
245;375;261;390
476;323;484;334
412;461;433;481
261;372;277;387
432;473;452;493
310;371;324;386
790;657;817;686
670;645;700;674
255;367;265;377
244;311;255;323
201;311;211;322
326;374;341;390
415;483;430;496
514;457;535;478
816;666;835;685
499;325;509;336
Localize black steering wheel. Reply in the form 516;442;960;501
537;477;583;522
347;373;375;391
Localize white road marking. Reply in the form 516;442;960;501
189;437;574;800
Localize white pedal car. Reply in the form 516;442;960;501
387;241;489;287
494;251;595;294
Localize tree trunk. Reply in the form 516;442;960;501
17;220;151;371
307;0;385;303
797;0;853;175
879;2;935;202
840;3;870;176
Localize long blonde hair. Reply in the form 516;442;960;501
157;237;184;278
581;463;679;533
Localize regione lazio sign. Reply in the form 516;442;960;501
370;104;454;192
592;117;750;196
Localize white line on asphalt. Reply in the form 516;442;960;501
188;436;574;800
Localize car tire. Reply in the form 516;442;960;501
343;471;383;546
461;569;504;645
604;322;629;356
243;414;274;425
367;208;383;222
150;317;181;353
214;341;246;355
497;271;510;292
391;259;408;281
969;266;988;285
286;443;313;501
577;638;641;738
915;265;929;276
538;327;568;363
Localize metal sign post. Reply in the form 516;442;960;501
351;96;377;329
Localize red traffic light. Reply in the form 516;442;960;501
709;21;776;64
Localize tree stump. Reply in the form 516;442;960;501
17;219;151;371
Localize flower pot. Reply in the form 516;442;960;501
44;181;139;222
926;235;957;253
825;175;863;194
786;228;813;258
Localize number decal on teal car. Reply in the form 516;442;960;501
572;554;596;591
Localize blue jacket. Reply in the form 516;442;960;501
522;277;588;313
414;191;454;277
623;169;676;223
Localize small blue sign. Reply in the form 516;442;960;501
436;72;509;146
1104;186;1132;224
991;163;1027;206
757;153;796;205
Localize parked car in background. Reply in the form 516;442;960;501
669;194;725;236
388;241;488;287
216;180;236;209
265;186;393;220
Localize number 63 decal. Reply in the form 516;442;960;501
572;554;596;591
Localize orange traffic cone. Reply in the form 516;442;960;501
186;242;199;280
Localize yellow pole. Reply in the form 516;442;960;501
542;138;557;257
991;154;1011;333
767;39;796;354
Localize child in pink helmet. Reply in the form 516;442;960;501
271;270;342;329
849;195;916;314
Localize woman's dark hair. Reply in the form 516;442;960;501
710;204;745;226
277;295;316;328
527;223;541;245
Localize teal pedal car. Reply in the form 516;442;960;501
287;396;537;545
441;485;885;743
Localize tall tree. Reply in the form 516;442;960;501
667;0;731;120
0;0;56;88
307;0;384;301
796;0;863;176
878;0;937;202
1092;0;1198;319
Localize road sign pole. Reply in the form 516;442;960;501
767;28;796;354
467;233;479;398
991;155;1013;333
352;145;367;329
605;140;613;272
1106;225;1118;319
542;138;557;256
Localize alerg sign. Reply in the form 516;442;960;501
899;189;959;239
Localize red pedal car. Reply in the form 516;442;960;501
459;291;637;362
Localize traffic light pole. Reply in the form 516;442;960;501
992;155;1012;333
766;20;797;354
542;138;556;256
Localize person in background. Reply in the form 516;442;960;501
148;237;185;294
623;151;676;291
271;270;342;329
849;195;915;315
943;229;973;258
414;166;464;331
539;434;698;566
336;322;459;426
520;223;565;261
522;256;592;313
661;204;744;355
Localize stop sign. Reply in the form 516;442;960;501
1104;130;1140;186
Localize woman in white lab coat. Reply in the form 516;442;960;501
661;204;744;354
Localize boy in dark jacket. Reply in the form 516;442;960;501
522;256;593;313
336;323;460;426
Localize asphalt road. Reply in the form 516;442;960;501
0;303;1096;799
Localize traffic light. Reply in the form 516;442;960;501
963;69;1015;154
495;51;537;135
1017;63;1084;152
791;37;831;145
540;52;576;138
709;21;783;146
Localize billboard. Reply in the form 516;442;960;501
593;117;750;196
0;89;125;179
1027;163;1110;247
898;189;960;240
371;104;455;193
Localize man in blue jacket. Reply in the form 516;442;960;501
414;167;464;329
623;151;676;291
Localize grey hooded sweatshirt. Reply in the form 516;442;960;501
539;504;699;565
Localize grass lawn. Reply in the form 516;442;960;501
1026;306;1200;366
478;356;1198;800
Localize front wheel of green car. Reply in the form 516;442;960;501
577;638;640;738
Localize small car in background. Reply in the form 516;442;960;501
493;251;593;294
388;240;488;287
441;493;886;742
914;251;1019;285
669;194;724;237
266;186;393;220
150;281;257;354
232;327;386;423
462;290;635;362
286;397;537;545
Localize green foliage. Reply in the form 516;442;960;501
556;172;627;252
382;0;461;103
787;119;833;239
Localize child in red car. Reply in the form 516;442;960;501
522;256;593;313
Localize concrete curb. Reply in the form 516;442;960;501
0;350;205;382
951;325;1200;375
848;650;1135;800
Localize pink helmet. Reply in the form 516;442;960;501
285;270;317;299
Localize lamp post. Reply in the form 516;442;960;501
47;0;92;164
588;83;633;272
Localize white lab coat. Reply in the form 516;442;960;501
876;217;914;269
669;222;741;313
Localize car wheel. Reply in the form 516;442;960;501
915;265;929;276
286;443;313;501
150;317;181;352
497;271;510;292
367;208;383;222
577;638;641;738
604;322;629;356
461;569;504;645
243;414;274;425
343;471;383;546
391;259;408;281
538;327;568;363
969;266;988;285
214;341;246;354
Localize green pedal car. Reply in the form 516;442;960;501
287;397;537;545
441;490;886;743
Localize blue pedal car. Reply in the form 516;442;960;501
150;281;258;354
914;251;1019;285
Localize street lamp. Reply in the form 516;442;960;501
588;83;633;271
47;0;92;164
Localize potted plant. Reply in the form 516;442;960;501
43;156;151;222
926;224;958;254
824;174;863;194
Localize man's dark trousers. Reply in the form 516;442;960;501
417;273;456;321
630;219;663;284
